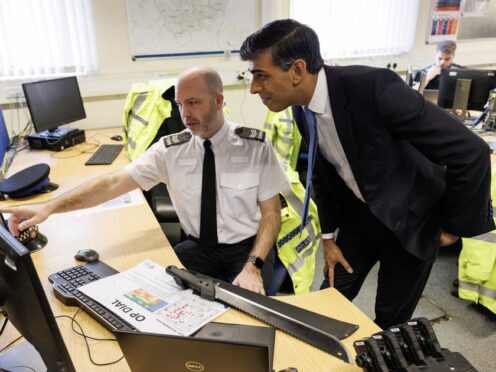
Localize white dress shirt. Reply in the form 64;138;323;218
125;120;289;244
306;68;365;203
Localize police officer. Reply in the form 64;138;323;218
0;67;289;295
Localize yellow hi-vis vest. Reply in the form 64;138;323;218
264;109;302;171
458;232;496;314
123;79;175;160
458;166;496;314
264;109;321;294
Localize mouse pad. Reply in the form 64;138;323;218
194;322;275;367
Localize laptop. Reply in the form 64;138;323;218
116;323;275;372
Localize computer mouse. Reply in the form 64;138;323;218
74;249;99;262
111;135;123;141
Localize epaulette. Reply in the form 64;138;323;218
234;126;265;142
163;131;192;147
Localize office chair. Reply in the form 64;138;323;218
142;86;185;246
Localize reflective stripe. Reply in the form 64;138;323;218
282;190;318;239
130;112;149;126
127;93;147;126
286;238;319;274
480;285;496;300
278;118;292;124
128;137;137;149
470;232;496;244
459;280;496;300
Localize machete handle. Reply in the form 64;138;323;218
165;265;216;300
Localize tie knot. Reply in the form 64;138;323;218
203;139;212;149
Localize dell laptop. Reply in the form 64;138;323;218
116;323;274;372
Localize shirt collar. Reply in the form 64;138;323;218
196;119;228;147
305;68;328;115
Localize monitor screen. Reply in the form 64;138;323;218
0;217;75;371
438;69;496;111
22;77;86;133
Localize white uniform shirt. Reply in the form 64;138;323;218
125;120;289;244
307;68;364;202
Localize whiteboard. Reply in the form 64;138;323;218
127;0;258;59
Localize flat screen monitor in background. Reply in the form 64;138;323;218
0;217;75;371
438;69;496;112
0;107;10;177
22;76;86;138
405;64;413;88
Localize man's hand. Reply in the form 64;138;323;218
323;238;353;287
439;230;459;247
0;204;51;236
426;65;442;84
232;263;265;295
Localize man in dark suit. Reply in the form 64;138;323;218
240;19;494;329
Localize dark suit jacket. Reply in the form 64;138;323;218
293;65;494;262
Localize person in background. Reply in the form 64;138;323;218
240;19;494;329
0;67;289;295
414;40;464;90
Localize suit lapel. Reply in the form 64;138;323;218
324;66;363;192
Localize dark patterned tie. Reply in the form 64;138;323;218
301;107;318;230
200;139;218;248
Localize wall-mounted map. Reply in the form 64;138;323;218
127;0;258;59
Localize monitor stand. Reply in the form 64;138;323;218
42;127;78;139
449;78;472;121
0;341;46;371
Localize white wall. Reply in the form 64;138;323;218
1;0;496;136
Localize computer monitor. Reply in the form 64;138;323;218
22;76;86;138
405;64;413;88
438;69;496;111
0;218;75;371
0;107;11;177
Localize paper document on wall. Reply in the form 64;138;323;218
79;260;228;336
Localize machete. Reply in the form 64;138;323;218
166;265;358;364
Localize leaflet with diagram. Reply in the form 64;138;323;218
78;259;228;336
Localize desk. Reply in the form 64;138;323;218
0;128;380;371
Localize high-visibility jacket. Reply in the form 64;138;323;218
458;167;496;314
264;109;321;294
123;79;175;160
264;109;302;171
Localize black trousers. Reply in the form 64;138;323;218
174;236;275;291
320;203;433;330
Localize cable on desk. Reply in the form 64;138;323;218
49;141;100;160
0;365;36;372
0;335;23;354
55;308;124;367
0;317;8;337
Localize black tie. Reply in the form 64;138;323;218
200;140;218;248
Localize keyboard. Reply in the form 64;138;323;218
48;261;136;332
85;144;124;165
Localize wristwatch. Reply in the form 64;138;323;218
246;255;264;270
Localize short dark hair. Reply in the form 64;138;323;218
436;40;457;54
240;19;324;74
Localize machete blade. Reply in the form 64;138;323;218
165;266;358;364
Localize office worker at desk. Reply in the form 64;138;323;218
414;40;464;90
240;19;494;329
0;67;288;295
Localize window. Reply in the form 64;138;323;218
291;0;419;59
0;0;98;80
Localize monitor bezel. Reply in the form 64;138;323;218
0;222;75;371
22;76;86;133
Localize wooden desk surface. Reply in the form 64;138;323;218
0;128;380;371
